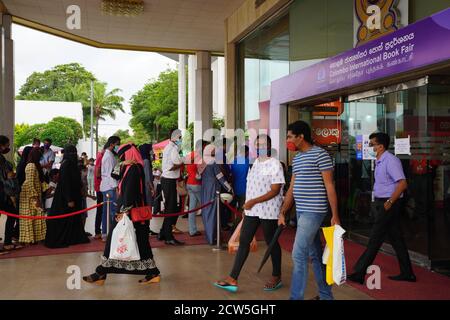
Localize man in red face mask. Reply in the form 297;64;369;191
279;121;340;300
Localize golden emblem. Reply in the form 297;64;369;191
355;0;399;46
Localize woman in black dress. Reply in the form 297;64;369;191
45;145;90;248
83;143;160;285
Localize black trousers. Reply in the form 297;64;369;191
153;184;162;214
160;177;180;241
3;198;19;245
95;191;103;235
353;199;414;276
230;216;281;280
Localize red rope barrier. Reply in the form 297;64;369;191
0;203;104;220
153;200;214;218
222;200;243;217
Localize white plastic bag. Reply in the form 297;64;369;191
322;224;347;286
109;214;141;261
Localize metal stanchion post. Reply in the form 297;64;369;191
106;193;111;234
212;191;222;251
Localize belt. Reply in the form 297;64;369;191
375;197;390;202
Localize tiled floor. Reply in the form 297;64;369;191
0;204;371;300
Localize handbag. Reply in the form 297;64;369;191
131;205;152;223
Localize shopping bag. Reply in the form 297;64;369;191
227;219;257;254
109;214;141;261
322;225;346;286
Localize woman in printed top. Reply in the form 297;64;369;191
83;143;160;286
214;134;285;293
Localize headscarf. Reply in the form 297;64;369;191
62;145;78;164
197;144;216;176
139;143;152;161
117;143;145;195
17;146;33;185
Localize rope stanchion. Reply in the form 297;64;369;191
0;202;104;220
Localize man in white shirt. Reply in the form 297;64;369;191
100;136;121;239
158;129;185;245
40;138;55;178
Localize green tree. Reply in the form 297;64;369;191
16;63;96;101
130;69;179;141
14;117;84;149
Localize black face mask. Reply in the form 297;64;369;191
1;147;10;154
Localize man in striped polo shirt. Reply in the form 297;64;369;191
279;120;340;300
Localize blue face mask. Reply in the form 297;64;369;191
175;140;182;147
368;147;377;158
113;145;119;153
257;148;269;157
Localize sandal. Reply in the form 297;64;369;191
214;280;238;293
3;244;24;251
0;249;10;256
139;274;161;285
264;278;283;291
82;273;106;286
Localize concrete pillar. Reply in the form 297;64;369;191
187;55;196;125
194;51;213;145
224;39;237;138
178;54;187;134
0;14;14;158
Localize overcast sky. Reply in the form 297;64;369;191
13;24;178;137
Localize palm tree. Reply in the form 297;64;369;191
91;82;124;152
62;81;124;152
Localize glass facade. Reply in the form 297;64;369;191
236;0;450;268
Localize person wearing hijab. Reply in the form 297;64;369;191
201;144;233;245
83;143;160;285
19;147;46;245
45;145;90;248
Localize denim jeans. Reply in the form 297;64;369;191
290;211;333;300
102;189;117;236
187;184;201;235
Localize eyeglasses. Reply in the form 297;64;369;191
368;143;379;147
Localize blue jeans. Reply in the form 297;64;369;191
290;211;333;300
187;184;201;235
102;189;117;235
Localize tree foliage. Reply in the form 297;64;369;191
16;63;124;151
14;117;84;149
16;63;96;101
130;69;179;141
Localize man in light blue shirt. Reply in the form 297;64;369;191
348;132;416;284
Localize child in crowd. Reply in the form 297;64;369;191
44;169;60;214
87;158;95;197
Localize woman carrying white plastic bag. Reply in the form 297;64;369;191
109;214;140;261
83;144;160;286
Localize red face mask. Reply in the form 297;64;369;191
286;141;298;152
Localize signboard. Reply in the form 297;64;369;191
394;135;411;155
270;8;450;110
313;101;344;116
312;119;342;145
363;134;376;160
356;135;363;160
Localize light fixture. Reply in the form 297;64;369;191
101;0;144;17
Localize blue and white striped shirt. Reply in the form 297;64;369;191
292;145;334;214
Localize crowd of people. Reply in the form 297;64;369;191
0;119;417;299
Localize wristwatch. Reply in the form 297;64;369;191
386;199;393;205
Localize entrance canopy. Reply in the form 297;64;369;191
2;0;244;54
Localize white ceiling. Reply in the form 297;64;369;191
3;0;245;53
